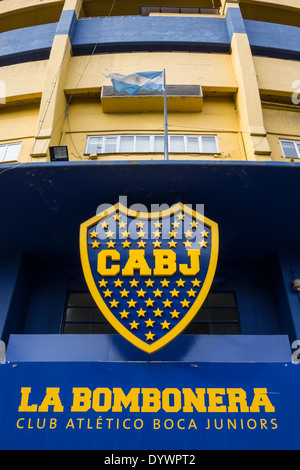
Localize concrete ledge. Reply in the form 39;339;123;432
5;333;292;363
101;85;203;113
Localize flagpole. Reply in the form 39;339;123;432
163;69;169;161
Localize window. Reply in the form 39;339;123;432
183;292;240;335
140;6;220;15
280;139;300;159
62;288;240;335
0;142;21;163
85;135;218;155
63;292;116;334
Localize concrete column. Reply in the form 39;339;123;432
224;2;271;160
30;0;83;158
273;250;300;343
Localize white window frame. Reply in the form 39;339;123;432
85;135;219;155
280;139;300;159
0;142;21;163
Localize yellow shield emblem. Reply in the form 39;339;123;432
80;202;218;353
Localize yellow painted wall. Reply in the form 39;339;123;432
0;61;47;102
263;104;300;161
0;0;299;33
0;1;300;164
254;57;300;98
65;53;237;95
0;0;63;33
62;52;241;160
1;45;300;163
241;0;300;10
60;95;243;162
0;103;39;162
2;48;300;163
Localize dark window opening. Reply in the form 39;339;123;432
62;280;240;335
140;6;220;16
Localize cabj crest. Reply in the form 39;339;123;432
80;202;219;353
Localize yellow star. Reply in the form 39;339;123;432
92;240;100;249
172;220;180;229
106;240;116;248
103;288;112;298
187;288;196;297
113;213;121;221
119;309;129;319
106;230;115;239
200;230;209;238
90;230;98;238
137;240;146;248
184;229;193;239
154;221;162;229
161;320;170;330
176;278;185;287
100;221;108;229
153;308;163;317
110;299;119;308
138;230;146;239
127;299;137;308
145;318;155;328
136;308;146;317
192;278;201;287
153;288;162;298
145;331;155;341
130;279;139;287
145;278;155;287
114;279;123;287
145;298;154;307
169;230;177;239
168;240;177;248
170;288;179;298
98;279;108;288
153;230;161;239
122;240;131;248
170;309;180;319
129;320;139;330
180;299;190;308
119;221;127;229
183;240;192;248
152;240;162;248
199;240;208;248
160;279;170;287
120;288;130;298
190;220;198;229
163;299;172;308
137;288;146;298
176;213;184;220
136;221;145;229
121;230;130;239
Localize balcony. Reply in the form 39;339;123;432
101;85;203;113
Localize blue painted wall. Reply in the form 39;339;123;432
71;16;230;54
1;15;300;66
0;162;297;362
0;23;57;66
245;19;300;60
0;253;289;340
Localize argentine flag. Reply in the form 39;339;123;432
108;71;164;95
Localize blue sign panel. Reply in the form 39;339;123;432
0;362;299;450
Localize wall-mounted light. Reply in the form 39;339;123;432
49;146;69;162
292;279;300;292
